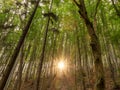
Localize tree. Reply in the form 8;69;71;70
73;0;105;90
0;0;41;89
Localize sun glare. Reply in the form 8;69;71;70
58;61;65;71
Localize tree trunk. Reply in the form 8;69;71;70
0;0;41;89
76;30;86;90
83;13;105;90
18;45;24;90
35;0;53;90
73;0;105;90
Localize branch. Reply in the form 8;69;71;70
79;0;86;11
73;0;80;8
94;0;101;18
43;12;58;21
111;0;120;17
0;25;16;29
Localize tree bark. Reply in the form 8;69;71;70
73;0;105;90
0;0;41;89
35;0;53;90
75;29;86;90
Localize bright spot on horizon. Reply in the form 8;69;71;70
57;61;65;71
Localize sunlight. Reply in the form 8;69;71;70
54;57;69;76
58;61;65;71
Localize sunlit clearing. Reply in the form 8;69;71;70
58;61;65;71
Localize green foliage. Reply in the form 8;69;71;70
0;0;120;90
0;0;120;60
4;30;21;46
0;13;7;24
110;29;120;44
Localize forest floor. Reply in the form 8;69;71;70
19;70;120;90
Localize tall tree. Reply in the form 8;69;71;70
73;0;105;90
35;0;53;90
0;0;41;89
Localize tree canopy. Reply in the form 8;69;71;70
0;0;120;90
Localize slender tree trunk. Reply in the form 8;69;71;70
18;45;24;90
101;29;117;87
76;30;86;90
35;0;53;90
75;51;77;90
82;36;91;87
13;63;25;90
110;43;119;73
0;0;41;89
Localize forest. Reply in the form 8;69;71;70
0;0;120;90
